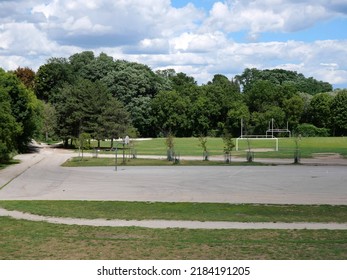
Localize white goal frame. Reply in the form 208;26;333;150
236;135;279;151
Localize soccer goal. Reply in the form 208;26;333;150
236;135;279;151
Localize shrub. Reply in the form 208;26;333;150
295;123;329;137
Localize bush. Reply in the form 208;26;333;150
0;141;10;162
295;124;330;137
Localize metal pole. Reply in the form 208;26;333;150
115;145;118;171
241;118;243;138
122;143;125;164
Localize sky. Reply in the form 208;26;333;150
0;0;346;88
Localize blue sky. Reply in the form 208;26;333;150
0;0;346;88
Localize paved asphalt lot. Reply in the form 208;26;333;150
0;147;346;204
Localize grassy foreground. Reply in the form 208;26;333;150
1;202;346;259
0;201;346;223
0;217;346;259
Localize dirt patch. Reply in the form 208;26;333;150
247;148;276;152
312;153;342;159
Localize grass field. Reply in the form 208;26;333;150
1;201;346;223
1;138;346;260
89;137;347;159
0;216;346;259
1;201;346;260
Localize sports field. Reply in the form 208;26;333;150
91;137;347;158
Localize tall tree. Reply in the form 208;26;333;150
331;90;347;136
13;67;36;90
151;90;191;136
0;84;21;161
41;102;57;142
307;93;333;129
236;68;332;95
225;101;250;137
54;79;131;146
283;95;305;129
35;57;73;102
0;69;41;152
96;97;131;148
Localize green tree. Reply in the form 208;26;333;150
245;80;277;112
225;101;250;137
35;57;73;102
307;93;333;129
41;102;57;142
54;79;131;146
170;72;196;91
283;95;305;129
69;51;95;79
128;96;154;137
54;79;106;145
222;129;235;163
236;68;332;95
96;97;132;149
151;90;190;136
331;90;347;135
0;85;21;161
0;69;41;152
198;136;209;161
101;61;158;104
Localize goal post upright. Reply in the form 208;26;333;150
236;118;282;152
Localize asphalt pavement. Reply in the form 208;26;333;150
0;146;346;205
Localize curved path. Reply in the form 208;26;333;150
1;208;346;230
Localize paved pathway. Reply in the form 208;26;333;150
1;208;346;230
1;144;347;204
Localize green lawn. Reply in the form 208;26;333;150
89;137;347;159
0;217;346;259
0;201;346;223
1;201;346;259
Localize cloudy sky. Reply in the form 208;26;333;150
0;0;346;88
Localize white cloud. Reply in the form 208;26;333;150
0;0;346;88
30;0;203;46
202;0;344;37
0;22;57;55
170;31;228;53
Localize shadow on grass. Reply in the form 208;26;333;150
0;159;21;170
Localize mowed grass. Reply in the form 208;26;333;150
1;202;346;259
0;201;346;223
0;217;346;259
92;137;347;158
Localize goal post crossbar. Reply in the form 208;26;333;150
236;136;279;151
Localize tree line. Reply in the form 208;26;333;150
1;51;347;161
